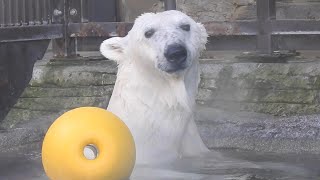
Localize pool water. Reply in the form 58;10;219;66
132;150;320;180
1;146;320;180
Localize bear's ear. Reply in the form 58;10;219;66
100;37;127;63
196;22;208;52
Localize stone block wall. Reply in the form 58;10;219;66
121;0;320;22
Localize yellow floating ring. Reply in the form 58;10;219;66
42;107;136;180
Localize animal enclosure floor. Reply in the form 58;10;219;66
1;145;320;180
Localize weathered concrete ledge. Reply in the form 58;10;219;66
2;54;320;155
198;58;320;116
2;56;116;128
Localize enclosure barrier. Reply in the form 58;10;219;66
0;0;320;57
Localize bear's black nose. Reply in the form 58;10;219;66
164;44;187;64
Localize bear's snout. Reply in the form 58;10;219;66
164;44;187;65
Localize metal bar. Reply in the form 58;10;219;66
85;0;117;22
4;0;12;26
68;20;320;38
51;0;64;23
67;20;320;37
66;0;81;56
271;20;320;34
76;0;117;51
0;0;5;26
12;0;20;26
80;0;89;23
164;0;176;10
47;0;52;24
0;24;63;43
68;22;133;37
206;35;257;51
273;35;320;50
206;34;320;51
20;0;27;25
22;0;29;25
256;0;276;54
204;21;257;36
63;0;75;57
257;0;276;21
0;0;319;53
115;0;121;22
52;0;77;58
1;18;318;46
42;0;49;24
70;0;82;23
34;0;43;24
28;0;35;25
51;0;65;57
205;20;320;36
66;21;259;38
51;0;75;58
34;0;42;25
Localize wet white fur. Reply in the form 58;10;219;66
100;10;208;165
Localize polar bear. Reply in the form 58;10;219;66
100;10;208;165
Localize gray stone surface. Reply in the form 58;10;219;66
0;116;53;152
197;57;320;116
196;106;320;154
2;56;116;129
176;0;235;22
117;0;320;24
151;0;236;21
3;52;320;155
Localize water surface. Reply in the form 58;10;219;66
1;146;319;180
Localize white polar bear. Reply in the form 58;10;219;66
100;10;208;165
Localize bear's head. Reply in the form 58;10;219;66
100;10;207;75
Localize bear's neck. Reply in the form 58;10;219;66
116;59;196;109
107;59;199;164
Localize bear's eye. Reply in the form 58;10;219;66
180;24;190;31
145;29;155;38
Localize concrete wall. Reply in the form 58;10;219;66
4;56;320;154
5;55;320;128
198;59;320;116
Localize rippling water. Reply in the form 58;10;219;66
1;147;319;180
132;150;320;180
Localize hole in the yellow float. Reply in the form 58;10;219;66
83;144;99;160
